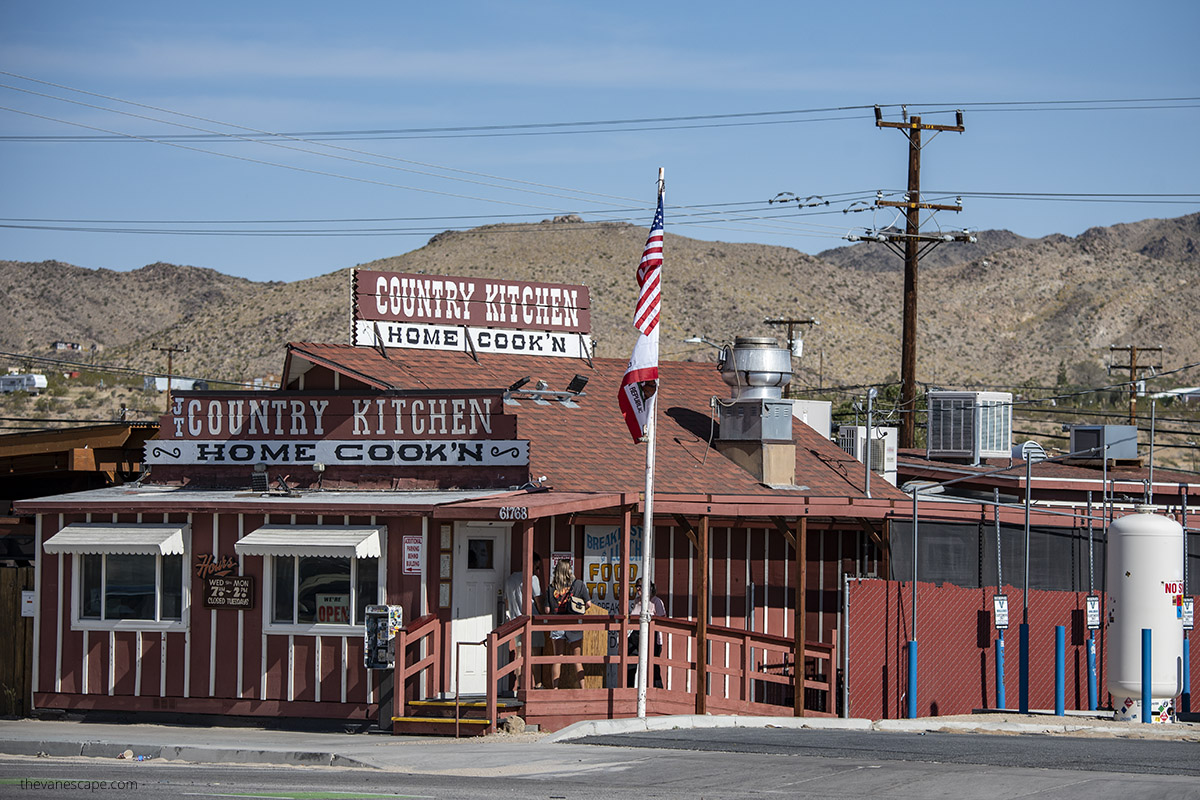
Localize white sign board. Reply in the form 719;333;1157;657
316;593;351;625
403;535;423;575
584;525;646;686
21;590;35;617
1085;595;1101;630
354;320;592;359
993;594;1009;630
146;439;529;466
1184;597;1194;631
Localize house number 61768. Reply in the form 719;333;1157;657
498;506;528;520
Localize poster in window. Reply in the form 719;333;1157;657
316;593;351;624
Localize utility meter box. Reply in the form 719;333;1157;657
364;604;403;669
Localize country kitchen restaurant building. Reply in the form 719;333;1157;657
16;270;1052;732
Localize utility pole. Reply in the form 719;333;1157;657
152;344;189;414
852;107;974;448
1109;344;1162;423
765;317;819;398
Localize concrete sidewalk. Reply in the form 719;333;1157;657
0;712;1196;772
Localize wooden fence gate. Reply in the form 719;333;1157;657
0;566;34;717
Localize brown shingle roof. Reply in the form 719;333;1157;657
284;343;902;500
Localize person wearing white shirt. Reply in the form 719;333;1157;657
503;552;543;693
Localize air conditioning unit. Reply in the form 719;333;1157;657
926;391;1012;464
1067;425;1138;461
838;425;898;486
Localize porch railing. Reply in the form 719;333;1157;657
473;614;838;732
392;612;441;721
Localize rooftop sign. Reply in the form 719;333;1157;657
146;390;528;468
352;271;592;358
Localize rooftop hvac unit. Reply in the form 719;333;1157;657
926;391;1012;464
1067;424;1138;461
838;425;898;486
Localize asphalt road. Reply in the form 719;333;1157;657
576;727;1200;777
5;727;1200;800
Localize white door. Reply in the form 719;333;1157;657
450;523;509;696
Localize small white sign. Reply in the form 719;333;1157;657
1184;597;1194;631
21;590;35;617
1085;595;1101;630
402;535;423;575
993;594;1009;630
315;593;351;625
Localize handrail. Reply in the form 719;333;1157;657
393;613;441;724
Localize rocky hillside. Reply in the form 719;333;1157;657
2;212;1197;395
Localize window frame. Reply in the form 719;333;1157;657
70;549;190;633
265;553;380;632
253;527;387;636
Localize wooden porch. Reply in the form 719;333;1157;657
391;611;838;734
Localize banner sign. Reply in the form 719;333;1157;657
352;271;592;358
355;271;590;332
583;524;643;610
353;320;592;359
161;392;512;441
146;439;529;466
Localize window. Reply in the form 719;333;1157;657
79;553;184;622
270;554;378;626
233;524;386;632
43;523;190;631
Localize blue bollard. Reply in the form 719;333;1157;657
1019;623;1030;713
1054;625;1065;716
907;640;918;719
1086;633;1098;711
1141;628;1152;723
996;631;1006;710
1183;636;1191;714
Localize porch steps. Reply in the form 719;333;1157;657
392;696;523;737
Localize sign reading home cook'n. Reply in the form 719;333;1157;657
146;390;529;467
352;271;593;358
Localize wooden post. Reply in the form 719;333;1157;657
521;518;534;691
696;515;709;714
620;504;632;686
795;516;808;717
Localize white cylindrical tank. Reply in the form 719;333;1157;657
1105;510;1184;717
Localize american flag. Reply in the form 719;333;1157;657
618;192;663;442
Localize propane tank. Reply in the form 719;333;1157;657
1105;508;1184;722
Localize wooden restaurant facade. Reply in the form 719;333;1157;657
19;270;940;733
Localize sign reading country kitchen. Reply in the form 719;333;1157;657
352;271;593;359
145;390;529;467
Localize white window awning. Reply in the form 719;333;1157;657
234;525;383;559
43;524;188;556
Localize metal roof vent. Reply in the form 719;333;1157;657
1011;440;1047;463
719;337;793;401
714;336;795;486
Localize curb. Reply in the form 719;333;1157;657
544;715;873;743
0;739;375;769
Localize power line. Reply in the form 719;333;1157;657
2;92;1196;142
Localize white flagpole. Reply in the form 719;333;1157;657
636;168;664;719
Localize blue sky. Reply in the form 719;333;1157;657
1;1;1197;282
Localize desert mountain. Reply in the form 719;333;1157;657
2;212;1197;392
